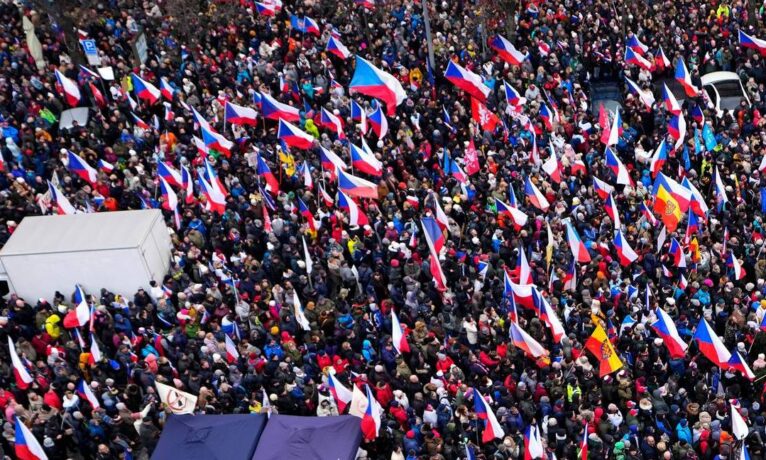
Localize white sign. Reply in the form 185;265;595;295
80;39;101;66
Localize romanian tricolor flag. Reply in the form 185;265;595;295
585;324;623;377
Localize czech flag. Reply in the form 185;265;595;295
563;258;577;291
350;142;383;176
350;99;368;134
224;101;257;126
675;58;699;97
360;385;381;440
662;84;682;115
255;2;277;15
319;146;347;177
8;337;34;390
603;108;622;146
290;14;320;35
624;48;652;71
76;379;101;409
727;351;755;380
693;318;731;367
421;216;445;257
604;192;619;227
320;107;346;139
524;176;550;212
506;277;535;310
523;425;544;460
15;417;47;460
651;307;688;358
158;161;182;188
489;34;527;66
727;251;746;280
580;423;589;460
181;164;195;204
655;46;671;70
338;169;378;199
539;103;554;131
48;181;76;215
739;29;766;55
391;309;410;354
625;76;654;110
201;125;233;156
640;201;659;226
131;73;161;104
368;104;388;138
534;289;565;342
495;198;528;230
566;221;591;263
541;148;562;183
444;60;490;102
328;373;353;413
503;80;522;107
429;254;447;291
158;176;180;228
681;177;709;217
260;92;301;121
159;77;175;101
714;166;729;210
626;33;648;54
509;321;549;358
516;247;533;284
67;150;98;184
224;334;240;363
650;140;667;178
255;155;280;193
298;197;318;231
614;229;638;266
338;190;369;226
592;176;615;200
198;175;226;214
585;325;623;376
326;36;351;59
277;119;316;150
669;238;686;267
54;69;81;107
63;284;90;328
473;390;505;443
349;56;407;115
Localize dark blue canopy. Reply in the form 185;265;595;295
151;414;267;460
251;414;362;460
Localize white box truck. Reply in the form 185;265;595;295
0;210;172;302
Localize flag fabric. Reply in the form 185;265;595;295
391;309;410;353
626;33;649;54
255;2;277;15
471;97;500;132
693;318;732;367
655;46;671;70
474;390;506;443
15;417;48;460
625;48;652;70
739;29;766;55
534;289;566;342
650;140;667;178
421;216;446;257
63;284;90;328
67;150;98;184
157;161;182;188
198;175;227;214
580;423;589;460
495;197;529;229
509;321;549;358
651;308;688;358
727;351;755;380
444;60;490;101
89;334;102;363
585;325;624;376
302;235;314;274
48;181;76;215
224;101;257;126
131;73;161;104
653;173;692;232
319;107;346;139
338;190;369;226
277;119;316;150
464;139;481;175
8;337;33;390
76;379;101;409
566;222;591;263
290;14;320;35
328;373;353;412
592;176;615;200
714;166;729;209
489;34;527;65
524;177;550;211
429;253;447;291
338;169;378;199
55;69;81;107
159;77;175;100
350;99;368;134
260;92;301;121
297;197;319;231
368;104;388;138
731;403;749;440
155;381;196;414
181;165;195;204
727;251;746;280
662;84;682;115
200;125;233;157
224;334;240;363
503;80;522;106
604;192;620;228
349;56;407;115
523;424;544;460
319;146;348;177
256;155;280;193
542;148;562;183
614;230;638;266
348;141;383;178
605;147;632;185
675;58;699;97
563;258;577;291
326;36;351;59
625;76;654;109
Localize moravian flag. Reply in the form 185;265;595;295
585;324;623;376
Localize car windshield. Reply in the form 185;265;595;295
708;80;744;98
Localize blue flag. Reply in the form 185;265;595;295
761;188;766;213
694;127;703;155
683;144;691;171
702;124;717;151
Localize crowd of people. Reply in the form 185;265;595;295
1;0;766;458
